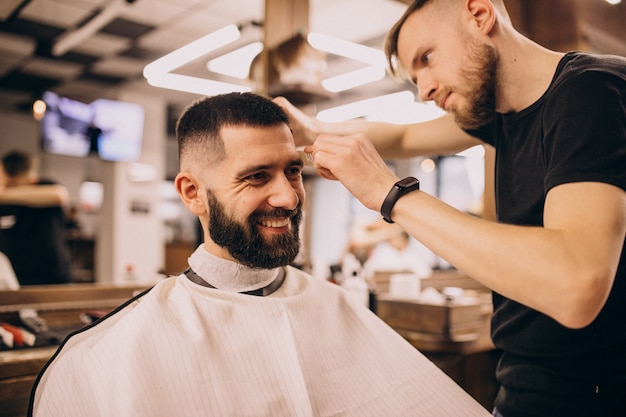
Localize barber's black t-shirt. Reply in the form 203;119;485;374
0;180;72;285
467;52;626;417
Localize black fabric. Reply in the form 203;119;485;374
466;52;626;417
0;180;72;285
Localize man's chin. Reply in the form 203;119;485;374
453;112;493;131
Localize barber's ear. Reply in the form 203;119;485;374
465;0;497;35
175;172;206;215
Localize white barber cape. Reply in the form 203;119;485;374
30;248;490;417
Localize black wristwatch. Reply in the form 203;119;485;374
380;176;420;223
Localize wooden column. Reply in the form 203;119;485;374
260;0;310;94
504;0;581;52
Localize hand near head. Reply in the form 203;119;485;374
272;96;320;147
306;133;399;213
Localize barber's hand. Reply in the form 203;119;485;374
273;96;319;147
306;133;399;212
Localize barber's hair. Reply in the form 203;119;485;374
384;0;509;79
176;92;290;165
1;150;36;177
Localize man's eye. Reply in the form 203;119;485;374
422;53;430;64
246;172;268;183
286;167;304;179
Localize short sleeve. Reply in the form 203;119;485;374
542;70;626;193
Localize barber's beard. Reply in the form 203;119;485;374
453;39;498;130
206;189;302;269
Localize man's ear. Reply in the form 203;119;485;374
174;172;206;216
465;0;497;36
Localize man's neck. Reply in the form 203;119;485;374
188;245;280;293
495;32;565;114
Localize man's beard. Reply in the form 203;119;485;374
452;39;498;130
206;189;302;269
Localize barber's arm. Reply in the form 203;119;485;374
0;184;68;207
273;97;482;158
306;132;626;330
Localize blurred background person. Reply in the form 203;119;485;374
363;222;433;281
64;205;82;240
0;150;72;285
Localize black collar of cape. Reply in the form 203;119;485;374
184;266;286;297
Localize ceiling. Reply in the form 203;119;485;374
0;0;410;115
0;0;624;118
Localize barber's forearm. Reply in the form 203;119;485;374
390;189;618;329
319;115;481;160
0;185;68;207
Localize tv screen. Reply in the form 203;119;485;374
40;91;145;162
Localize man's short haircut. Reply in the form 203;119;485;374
384;0;509;80
1;150;35;177
175;92;290;166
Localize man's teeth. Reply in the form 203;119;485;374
260;218;289;228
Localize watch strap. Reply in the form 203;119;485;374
380;177;420;223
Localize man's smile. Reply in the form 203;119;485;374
258;217;290;228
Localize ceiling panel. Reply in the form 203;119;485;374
0;0;408;112
1;0;623;116
0;31;36;56
90;54;147;77
118;0;188;26
21;57;84;79
72;31;132;56
209;0;265;24
20;0;94;28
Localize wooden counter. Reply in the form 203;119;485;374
0;347;57;417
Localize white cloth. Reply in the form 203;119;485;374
31;248;490;417
187;246;279;292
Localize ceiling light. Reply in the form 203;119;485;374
52;0;133;57
144;24;252;96
316;91;416;122
207;41;264;79
307;32;386;66
322;66;386;92
316;91;446;124
144;26;390;97
32;99;46;121
421;158;436;173
306;32;388;92
605;0;621;4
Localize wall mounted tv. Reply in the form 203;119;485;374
40;91;145;162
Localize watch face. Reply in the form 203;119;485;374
397;177;419;189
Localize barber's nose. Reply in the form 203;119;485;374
416;73;436;103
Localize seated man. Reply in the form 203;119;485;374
362;221;433;280
0;150;72;285
29;93;490;417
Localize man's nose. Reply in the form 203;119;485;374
416;73;436;103
268;176;300;210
